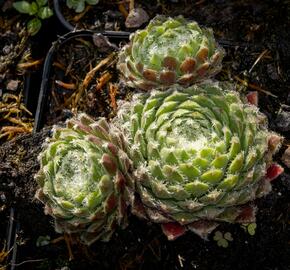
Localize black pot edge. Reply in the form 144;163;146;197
53;0;132;38
5;207;19;270
33;30;129;133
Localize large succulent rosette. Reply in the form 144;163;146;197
35;114;133;245
114;81;283;240
117;15;224;91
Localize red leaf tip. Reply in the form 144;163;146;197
246;91;258;106
161;222;186;241
266;164;284;181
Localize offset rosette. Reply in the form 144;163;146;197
117;15;224;91
35;114;133;245
115;81;283;240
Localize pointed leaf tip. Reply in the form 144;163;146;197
246;91;258;106
266;164;284;181
161;222;186;240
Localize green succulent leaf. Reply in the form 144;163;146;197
114;81;281;240
118;15;225;91
35;114;133;245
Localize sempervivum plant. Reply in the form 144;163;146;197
35;114;133;245
114;81;283;240
117;15;224;91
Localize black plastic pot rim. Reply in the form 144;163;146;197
53;0;131;38
33;30;129;133
53;0;259;49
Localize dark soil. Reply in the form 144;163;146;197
0;0;290;270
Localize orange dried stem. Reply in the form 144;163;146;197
17;59;43;69
118;3;128;18
55;80;76;90
53;61;66;71
96;72;112;91
73;53;115;109
109;83;118;112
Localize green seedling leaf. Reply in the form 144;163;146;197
36;235;51;247
29;2;39;15
86;0;99;4
213;231;232;248
38;6;53;19
247;223;257;236
241;223;257;236
36;0;48;7
224;232;233;241
27;18;42;36
13;1;32;14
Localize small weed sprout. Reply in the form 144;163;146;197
66;0;99;13
241;223;257;236
213;231;233;248
13;0;53;35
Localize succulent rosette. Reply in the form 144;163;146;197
35;114;133;245
117;15;224;91
114;81;283;240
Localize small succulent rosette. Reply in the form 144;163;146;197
117;15;224;91
114;81;283;240
35;114;133;245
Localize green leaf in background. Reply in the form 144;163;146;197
29;2;39;15
27;18;42;36
37;6;53;19
86;0;99;5
66;0;85;13
36;0;48;7
13;1;32;14
74;1;85;13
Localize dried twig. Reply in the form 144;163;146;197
248;49;269;74
109;83;118;112
117;0;129;18
233;75;277;98
129;0;134;11
17;59;43;70
73;53;115;109
96;72;112;91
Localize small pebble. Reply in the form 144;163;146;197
0;192;6;203
2;44;12;55
275;110;290;132
8;181;15;187
104;22;114;31
6;80;19;91
125;8;149;28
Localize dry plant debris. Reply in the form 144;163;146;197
0;93;33;141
